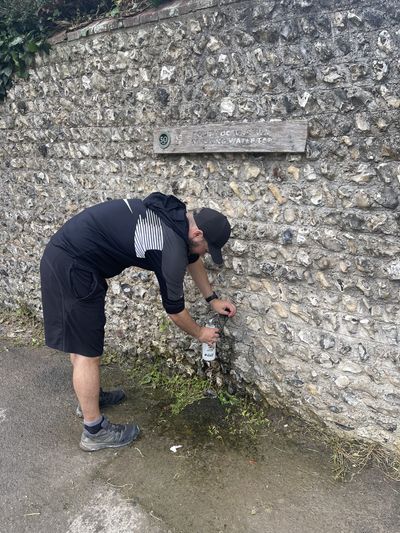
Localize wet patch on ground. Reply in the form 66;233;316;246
95;363;400;533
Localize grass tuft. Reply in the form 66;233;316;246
128;355;269;441
299;420;400;482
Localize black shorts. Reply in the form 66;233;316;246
40;243;108;357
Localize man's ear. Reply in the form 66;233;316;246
188;226;203;240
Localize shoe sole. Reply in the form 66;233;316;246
79;427;140;452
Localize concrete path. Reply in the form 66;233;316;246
0;341;167;533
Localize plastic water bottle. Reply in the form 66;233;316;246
202;318;217;362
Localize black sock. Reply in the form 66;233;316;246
84;416;104;434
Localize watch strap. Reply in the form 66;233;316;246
205;291;218;303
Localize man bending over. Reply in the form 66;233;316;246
40;192;236;451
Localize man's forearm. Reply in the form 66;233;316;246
187;258;214;298
187;257;237;319
168;308;202;339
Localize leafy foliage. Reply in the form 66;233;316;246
0;1;48;102
0;0;45;34
0;31;50;101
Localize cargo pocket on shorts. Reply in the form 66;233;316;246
69;266;98;300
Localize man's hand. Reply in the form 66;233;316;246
198;326;220;344
210;299;237;317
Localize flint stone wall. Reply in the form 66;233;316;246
1;0;400;450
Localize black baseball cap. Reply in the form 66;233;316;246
193;208;231;265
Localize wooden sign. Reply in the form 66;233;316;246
153;120;307;154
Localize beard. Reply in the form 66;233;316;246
188;237;205;254
188;238;199;254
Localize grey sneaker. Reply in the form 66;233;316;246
80;417;140;452
76;387;126;418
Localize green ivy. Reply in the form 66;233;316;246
0;31;50;101
0;1;48;101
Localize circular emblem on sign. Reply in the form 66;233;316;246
159;132;171;149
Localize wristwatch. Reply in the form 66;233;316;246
205;291;218;303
